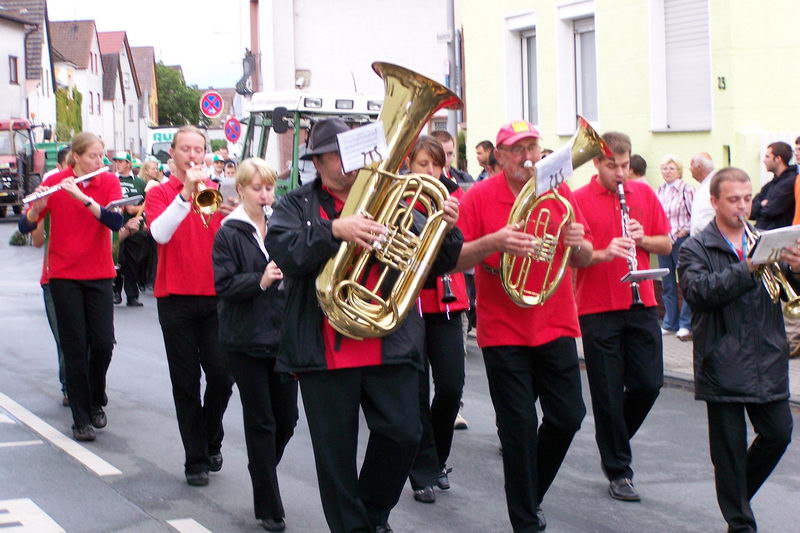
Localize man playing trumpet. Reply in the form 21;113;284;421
454;120;593;532
572;132;671;502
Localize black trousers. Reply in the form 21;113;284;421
579;308;663;481
157;295;234;473
228;351;298;520
409;311;465;489
706;400;792;533
300;364;421;533
114;231;147;301
483;338;585;533
49;278;115;427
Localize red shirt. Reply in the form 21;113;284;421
458;171;591;348
37;168;121;280
419;186;469;313
319;187;382;369
572;176;670;315
145;175;222;298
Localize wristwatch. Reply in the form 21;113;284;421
84;199;93;207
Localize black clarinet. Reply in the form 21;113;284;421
617;183;645;309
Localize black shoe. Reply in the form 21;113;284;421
90;407;107;429
72;424;95;442
608;478;641;502
113;292;122;305
375;524;393;533
437;466;452;490
209;453;223;472
126;298;143;307
185;470;209;486
536;505;546;531
61;393;69;407
260;518;285;532
413;485;436;503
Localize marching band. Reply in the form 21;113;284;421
15;62;800;533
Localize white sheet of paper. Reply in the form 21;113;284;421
336;122;388;173
748;224;800;264
534;143;573;197
620;268;670;283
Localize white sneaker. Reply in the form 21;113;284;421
454;411;468;430
661;328;674;335
676;328;692;341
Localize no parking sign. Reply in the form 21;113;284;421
224;117;242;143
200;90;224;119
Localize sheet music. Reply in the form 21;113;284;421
748;224;800;264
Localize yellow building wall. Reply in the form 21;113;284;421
460;0;800;191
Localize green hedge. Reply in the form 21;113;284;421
55;87;83;141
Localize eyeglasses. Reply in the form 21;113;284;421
502;143;541;156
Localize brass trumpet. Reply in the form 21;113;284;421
501;117;611;307
188;163;223;228
740;216;800;318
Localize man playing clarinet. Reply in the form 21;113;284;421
572;132;671;502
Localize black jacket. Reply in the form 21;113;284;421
678;220;793;403
751;165;797;230
265;179;464;373
449;166;474;185
213;209;284;355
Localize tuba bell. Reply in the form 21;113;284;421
501;116;611;307
315;62;463;339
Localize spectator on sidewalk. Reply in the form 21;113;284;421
475;140;499;181
656;155;694;341
689;153;716;237
679;167;798;533
752;141;797;230
628;154;648;183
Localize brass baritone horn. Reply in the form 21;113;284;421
740;217;800;319
501;117;611;307
315;62;463;339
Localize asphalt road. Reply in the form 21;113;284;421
1;223;799;533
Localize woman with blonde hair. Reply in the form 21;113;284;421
212;157;297;532
656;154;694;340
18;132;123;441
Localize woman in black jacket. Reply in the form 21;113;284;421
212;158;297;533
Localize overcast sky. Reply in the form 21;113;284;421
48;0;247;89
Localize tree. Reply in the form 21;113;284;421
55;87;83;140
210;139;227;152
156;62;209;126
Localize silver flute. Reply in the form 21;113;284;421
23;166;110;204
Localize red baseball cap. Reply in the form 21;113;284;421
496;120;540;147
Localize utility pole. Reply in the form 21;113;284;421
446;0;457;139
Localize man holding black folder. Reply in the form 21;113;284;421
572;132;672;502
679;167;799;533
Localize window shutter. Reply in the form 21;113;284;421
664;0;711;129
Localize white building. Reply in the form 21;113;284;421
99;31;141;154
0;11;27;119
50;20;105;139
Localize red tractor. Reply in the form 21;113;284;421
0;119;45;217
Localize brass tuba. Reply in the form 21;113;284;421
501;117;611;307
315;62;463;339
740;217;800;318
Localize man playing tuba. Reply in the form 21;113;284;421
453;120;593;532
265;118;462;533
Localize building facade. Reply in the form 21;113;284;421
99;31;142;154
459;0;800;188
0;13;27;120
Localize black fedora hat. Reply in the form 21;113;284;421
300;118;350;160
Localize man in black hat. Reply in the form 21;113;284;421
266;118;463;533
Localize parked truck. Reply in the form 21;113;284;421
0;119;45;217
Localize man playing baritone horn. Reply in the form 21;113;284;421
454;120;593;532
265;118;463;533
572;132;671;502
679;168;798;533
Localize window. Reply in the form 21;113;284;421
124;72;130;90
9;56;19;84
573;18;598;122
521;31;538;124
89;91;93;114
129;104;134;122
650;0;711;131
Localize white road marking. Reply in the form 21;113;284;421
0;498;65;532
167;518;214;533
0;393;122;476
0;413;15;424
0;440;42;448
